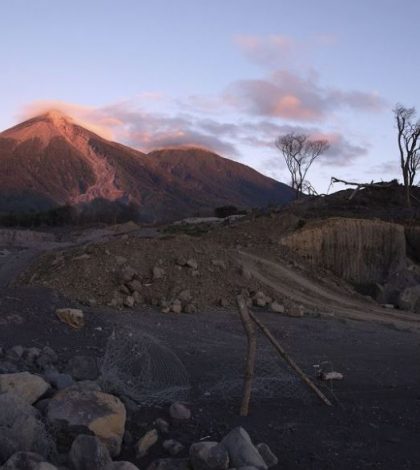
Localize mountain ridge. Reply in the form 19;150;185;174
0;111;295;221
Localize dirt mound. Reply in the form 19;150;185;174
279;218;407;284
21;234;285;310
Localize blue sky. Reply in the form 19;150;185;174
1;0;419;192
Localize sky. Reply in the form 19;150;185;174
1;0;419;193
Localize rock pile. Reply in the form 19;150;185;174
0;344;278;469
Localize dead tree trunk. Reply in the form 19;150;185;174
236;294;257;416
330;177;396;200
248;310;333;407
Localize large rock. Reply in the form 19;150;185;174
221;427;267;470
280;218;407;284
69;435;112;470
66;355;99;381
190;441;229;470
47;389;126;456
105;463;140;470
0;394;52;462
147;459;191;470
0;372;49;404
397;285;420;312
1;452;57;470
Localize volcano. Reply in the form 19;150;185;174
0;111;294;221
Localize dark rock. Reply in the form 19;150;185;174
66;356;99;381
169;402;191;420
190;441;229;470
146;459;191;470
36;347;58;370
1;452;53;470
69;435;112;470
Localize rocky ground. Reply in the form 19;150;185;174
2;186;420;469
0;286;419;469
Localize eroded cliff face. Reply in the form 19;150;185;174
280;218;407;284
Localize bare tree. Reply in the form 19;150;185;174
394;104;420;207
275;133;329;198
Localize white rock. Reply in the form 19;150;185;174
221;427;267;470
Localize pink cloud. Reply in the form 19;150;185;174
19;100;120;139
224;70;386;121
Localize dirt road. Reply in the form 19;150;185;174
236;250;420;331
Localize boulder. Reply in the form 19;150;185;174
0;372;49;404
43;371;74;390
105;463;140;470
154;418;170;434
178;289;192;303
171;300;183;314
186;259;198;270
127;280;142;293
69;435;112;470
136;429;159;458
123;296;135;308
55;308;85;329
115;256;127;266
47;389;126;456
66;355;99;381
22;348;41;366
1;452;57;470
36;347;58;370
256;443;278;468
221;427;267;470
147;459;191;470
163;439;184;456
269;302;285;314
0;394;51;462
184;303;198;314
118;266;137;283
8;345;24;359
189;441;229;470
153;266;165;280
287;305;304;318
219;298;229;308
169;402;191;420
397;285;420;313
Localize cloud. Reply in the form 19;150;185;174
234;34;297;68
224;70;386;121
20;100;120;139
17;96;368;170
315;132;369;166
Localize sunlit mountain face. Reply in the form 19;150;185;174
0;110;294;222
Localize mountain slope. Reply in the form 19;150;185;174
0;111;294;221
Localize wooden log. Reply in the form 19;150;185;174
236;294;257;416
248;310;333;407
